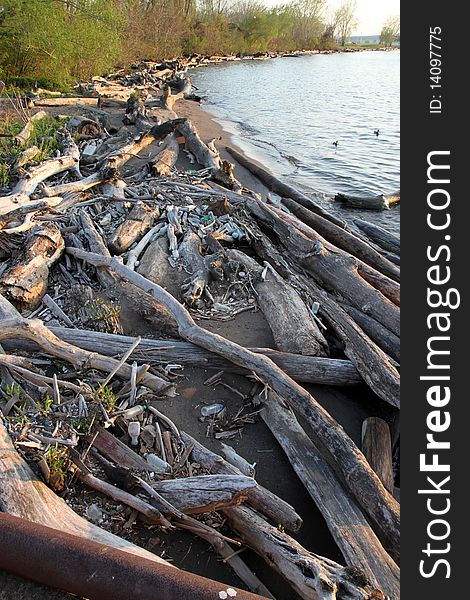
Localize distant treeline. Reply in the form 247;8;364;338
0;0;360;88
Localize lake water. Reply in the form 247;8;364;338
190;51;400;233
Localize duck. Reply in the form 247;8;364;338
374;129;380;136
333;140;338;147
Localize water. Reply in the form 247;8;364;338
190;51;400;233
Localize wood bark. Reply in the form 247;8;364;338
248;198;400;337
261;393;399;597
0;420;173;567
361;417;395;495
0;224;64;310
179;230;213;305
224;505;386;600
108;201;159;255
151;474;257;514
281;196;399;282
230;249;329;356
66;249;400;560
182;432;302;533
354;219;400;255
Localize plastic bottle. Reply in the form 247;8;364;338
146;453;171;473
127;421;141;445
200;403;225;417
122;405;145;419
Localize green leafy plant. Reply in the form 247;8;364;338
85;298;122;334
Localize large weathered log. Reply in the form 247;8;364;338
152;474;257;514
182;432;302;533
66;249;400;559
354;219;400;255
178;121;241;191
0;421;172;566
341;303;400;363
108;201;159;255
335;191;400;211
226;146;345;227
33;97;99;107
281;196;399;282
0;224;64;310
150;133;179;176
261;393;399;597
361;417;395;495
0;316;171;394
230;249;328;356
248;198;400;337
10;326;361;385
224;505;385;600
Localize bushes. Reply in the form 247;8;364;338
0;0;339;89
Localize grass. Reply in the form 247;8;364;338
85;298;122;334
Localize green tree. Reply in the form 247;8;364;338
334;0;358;46
380;15;400;47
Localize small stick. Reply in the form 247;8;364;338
42;294;74;327
147;405;180;440
99;336;141;391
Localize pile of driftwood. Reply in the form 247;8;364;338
0;61;400;600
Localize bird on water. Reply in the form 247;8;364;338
374;129;380;136
333;140;338;147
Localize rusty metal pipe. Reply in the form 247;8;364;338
0;513;266;600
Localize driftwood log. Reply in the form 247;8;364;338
336;191;400;211
13;110;48;146
66;249;400;560
182;432;302;532
4;326;362;385
151;133;179;176
225;505;386;600
240;219;400;406
226;146;344;226
248;198;400;337
230;249;328;356
354;219;400;255
0;133;80;220
0;224;64;309
361;417;395;495
108;201;159;255
151;474;257;514
0;314;171;395
261;393;399;597
281;196;399;282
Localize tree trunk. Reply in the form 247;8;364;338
248;198;400;338
281;196;399;282
230;249;329;356
335;191;400;211
150;133;179;176
261;393;399;597
225;146;345;227
182;432;302;533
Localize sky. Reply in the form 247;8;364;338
265;0;400;36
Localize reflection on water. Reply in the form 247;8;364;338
190;51;400;234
